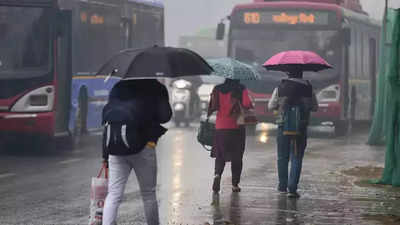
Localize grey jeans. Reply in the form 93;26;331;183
103;148;159;225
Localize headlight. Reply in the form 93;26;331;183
317;84;340;102
258;132;269;143
173;79;191;89
11;85;55;112
29;95;48;106
174;103;184;111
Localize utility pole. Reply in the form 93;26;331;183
384;0;389;38
385;0;388;17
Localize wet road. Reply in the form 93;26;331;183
0;125;399;225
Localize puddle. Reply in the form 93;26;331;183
362;214;400;225
341;166;385;188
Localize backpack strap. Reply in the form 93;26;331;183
105;123;111;148
121;124;130;149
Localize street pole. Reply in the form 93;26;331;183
384;0;389;42
385;0;388;19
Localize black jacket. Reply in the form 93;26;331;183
102;79;172;160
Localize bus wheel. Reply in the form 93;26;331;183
72;94;88;147
334;120;348;137
349;86;357;131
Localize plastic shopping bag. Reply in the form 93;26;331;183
88;164;108;225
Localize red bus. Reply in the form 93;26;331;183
0;0;164;146
217;0;380;136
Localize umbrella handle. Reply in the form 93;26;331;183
104;74;112;83
104;68;118;83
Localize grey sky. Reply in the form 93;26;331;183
164;0;400;46
362;0;400;20
164;0;248;46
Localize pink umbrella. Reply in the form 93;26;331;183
263;50;332;72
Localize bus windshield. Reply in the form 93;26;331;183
230;29;342;89
0;6;52;79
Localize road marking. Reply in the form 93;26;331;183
0;173;16;179
59;158;82;165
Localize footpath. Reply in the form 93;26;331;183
198;130;400;225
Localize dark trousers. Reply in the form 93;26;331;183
277;127;307;193
214;156;243;186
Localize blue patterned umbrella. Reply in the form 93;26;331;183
206;58;260;80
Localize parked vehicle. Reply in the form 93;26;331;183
197;84;215;113
0;0;164;147
216;0;381;136
197;76;224;114
171;79;200;127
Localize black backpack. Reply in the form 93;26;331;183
102;99;148;155
278;79;312;136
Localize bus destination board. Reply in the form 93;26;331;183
240;10;337;26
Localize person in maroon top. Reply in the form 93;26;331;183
207;78;253;193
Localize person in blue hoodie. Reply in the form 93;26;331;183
268;68;318;198
102;79;172;225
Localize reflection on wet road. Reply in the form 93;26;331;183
0;125;399;224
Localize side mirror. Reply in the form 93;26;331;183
216;22;225;40
343;27;351;46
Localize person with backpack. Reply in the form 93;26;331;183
102;79;172;225
268;67;318;198
207;78;253;193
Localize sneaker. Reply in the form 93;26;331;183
212;175;221;193
277;187;287;194
278;189;287;194
288;192;300;198
232;185;241;192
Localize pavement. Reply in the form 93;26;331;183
0;125;399;225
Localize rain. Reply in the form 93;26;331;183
1;0;400;225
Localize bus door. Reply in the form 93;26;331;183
54;10;72;136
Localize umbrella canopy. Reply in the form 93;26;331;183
97;46;213;79
263;50;332;72
206;58;260;80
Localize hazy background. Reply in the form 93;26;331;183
163;0;400;46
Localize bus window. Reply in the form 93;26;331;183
130;5;163;49
0;7;51;76
356;27;364;79
369;38;377;78
369;38;377;116
77;5;122;73
349;26;357;78
363;33;371;79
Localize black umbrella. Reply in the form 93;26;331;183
97;46;214;79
